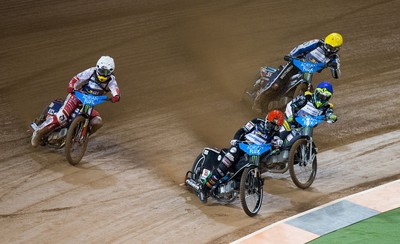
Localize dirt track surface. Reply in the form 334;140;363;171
1;0;400;243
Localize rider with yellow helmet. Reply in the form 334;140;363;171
249;33;343;96
286;33;343;79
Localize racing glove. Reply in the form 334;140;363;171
327;114;337;123
67;86;75;93
284;55;292;62
111;95;120;103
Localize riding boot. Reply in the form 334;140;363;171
31;115;59;147
198;184;210;203
31;124;55;147
198;174;218;203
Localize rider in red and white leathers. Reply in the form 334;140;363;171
31;56;120;147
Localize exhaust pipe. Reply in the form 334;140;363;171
185;177;201;192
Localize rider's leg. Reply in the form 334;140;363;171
205;146;240;188
90;110;103;136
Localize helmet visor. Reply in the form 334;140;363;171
315;88;332;104
265;121;280;132
324;43;340;53
97;67;112;77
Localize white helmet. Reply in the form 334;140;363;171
96;56;115;82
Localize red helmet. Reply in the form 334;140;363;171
266;110;284;125
265;110;284;133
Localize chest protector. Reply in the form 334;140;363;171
296;101;323;117
81;72;110;96
245;124;270;145
305;46;331;64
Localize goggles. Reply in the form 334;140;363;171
97;67;112;77
324;43;340;53
315;88;332;102
266;121;280;132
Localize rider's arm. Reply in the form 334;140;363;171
323;103;337;122
107;77;121;97
290;95;307;114
233;127;246;141
234;118;259;140
288;39;320;58
328;54;341;79
68;67;94;91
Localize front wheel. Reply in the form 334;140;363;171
65;116;90;165
288;138;317;189
240;167;263;217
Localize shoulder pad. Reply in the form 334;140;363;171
304;91;313;96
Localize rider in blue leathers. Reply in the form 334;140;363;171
250;33;343;95
198;110;285;202
280;81;338;141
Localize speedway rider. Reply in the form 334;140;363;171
31;56;121;147
198;110;286;202
250;33;343;95
282;81;338;138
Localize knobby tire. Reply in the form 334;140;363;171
65;116;90;166
240;167;263;217
288;138;317;189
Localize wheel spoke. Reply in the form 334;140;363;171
240;167;263;216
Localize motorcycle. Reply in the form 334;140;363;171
29;91;110;165
184;114;326;216
184;142;273;217
242;57;326;113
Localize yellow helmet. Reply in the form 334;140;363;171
324;33;343;52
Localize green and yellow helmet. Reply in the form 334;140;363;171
313;81;333;108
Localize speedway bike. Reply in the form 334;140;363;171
185;141;273;217
30;91;110;165
242;57;326;113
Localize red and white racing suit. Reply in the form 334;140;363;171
37;67;120;134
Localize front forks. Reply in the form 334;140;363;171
307;137;315;164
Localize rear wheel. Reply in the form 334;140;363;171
191;154;205;182
65;116;90;165
288;139;317;189
240;167;263;217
